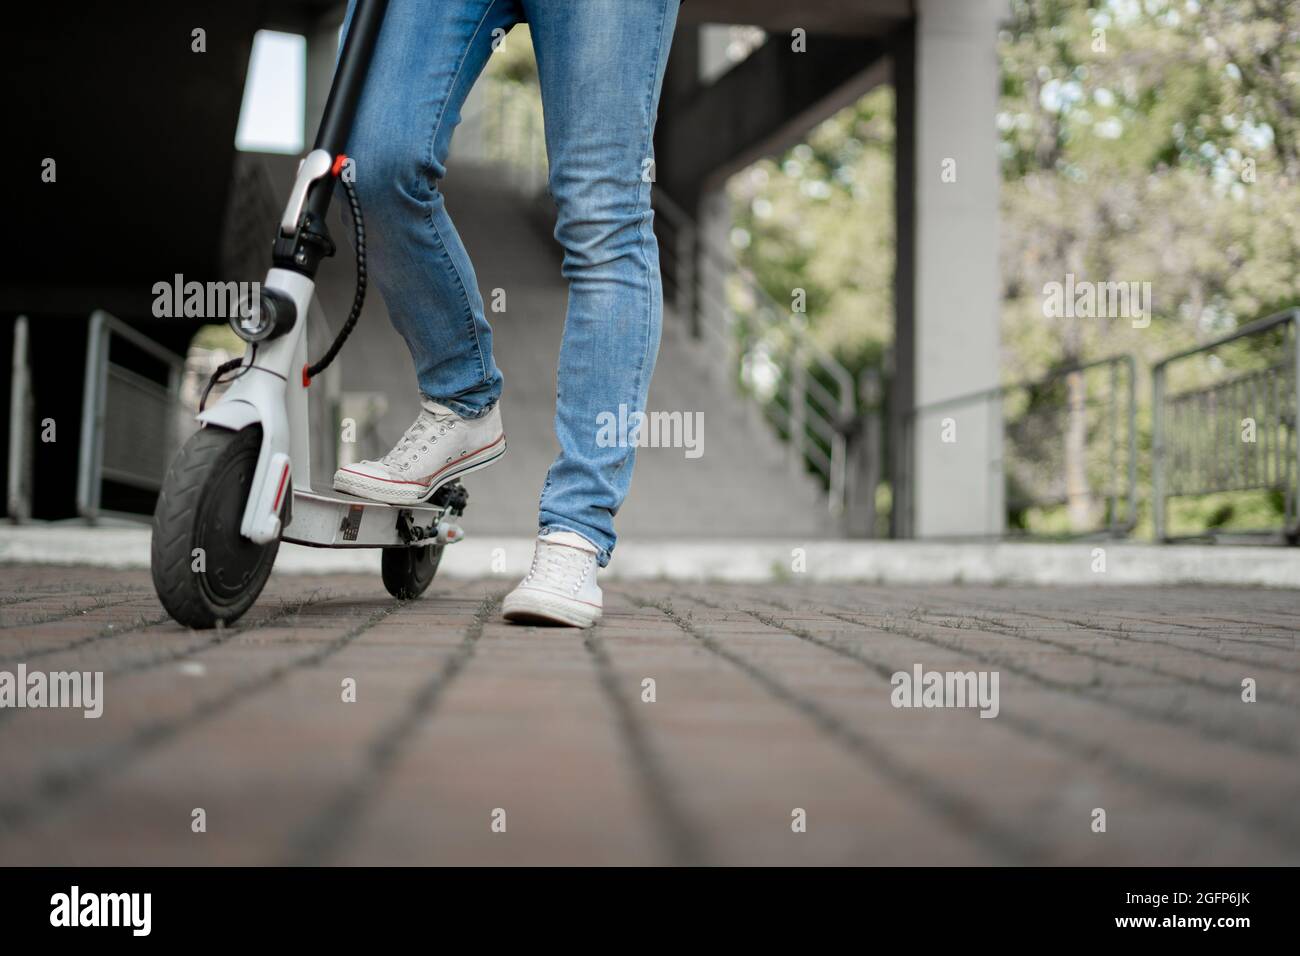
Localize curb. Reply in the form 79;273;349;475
2;527;1298;587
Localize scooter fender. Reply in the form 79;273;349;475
196;388;291;546
196;399;261;432
194;267;316;546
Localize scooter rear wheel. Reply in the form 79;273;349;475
151;425;281;629
381;544;444;600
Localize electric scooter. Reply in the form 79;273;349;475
150;0;462;628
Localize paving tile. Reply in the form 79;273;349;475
0;567;1295;864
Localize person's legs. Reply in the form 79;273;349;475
522;0;681;566
500;0;678;628
341;0;522;417
331;0;519;503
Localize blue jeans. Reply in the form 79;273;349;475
342;0;680;566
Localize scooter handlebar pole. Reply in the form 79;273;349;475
313;0;389;155
298;0;389;243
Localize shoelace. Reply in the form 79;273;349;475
527;543;594;595
381;406;459;468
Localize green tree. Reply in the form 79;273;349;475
999;0;1299;532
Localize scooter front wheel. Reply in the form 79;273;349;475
151;425;281;629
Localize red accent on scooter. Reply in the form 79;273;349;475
302;363;311;387
331;153;348;177
272;462;291;512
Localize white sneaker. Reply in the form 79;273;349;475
502;531;603;628
333;398;505;504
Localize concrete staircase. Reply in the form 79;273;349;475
314;163;834;540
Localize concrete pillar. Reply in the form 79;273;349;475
908;0;1005;537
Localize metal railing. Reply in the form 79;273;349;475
7;316;34;521
652;190;856;513
899;355;1138;538
1152;308;1299;542
461;76;857;514
77;310;189;522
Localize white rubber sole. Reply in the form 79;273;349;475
502;586;602;629
332;439;506;504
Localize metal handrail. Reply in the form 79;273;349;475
900;354;1139;538
77;310;188;522
7;316;33;522
1153;308;1298;370
1152;308;1298;542
651;187;855;513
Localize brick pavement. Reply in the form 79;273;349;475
0;566;1296;865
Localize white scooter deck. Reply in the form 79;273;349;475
283;485;456;549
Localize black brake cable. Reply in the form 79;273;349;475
199;169;367;409
305;176;366;382
199;344;256;412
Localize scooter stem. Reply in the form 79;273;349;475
199;0;391;544
276;0;390;281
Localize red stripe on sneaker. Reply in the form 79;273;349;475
338;434;505;487
336;469;427;487
423;434;505;483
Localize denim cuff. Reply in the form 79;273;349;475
423;394;497;421
539;524;611;568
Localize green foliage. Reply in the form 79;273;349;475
729;1;1300;366
1165;488;1288;538
1000;0;1300;381
484;24;538;85
727;86;896;376
727;1;1299;535
191;323;244;353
